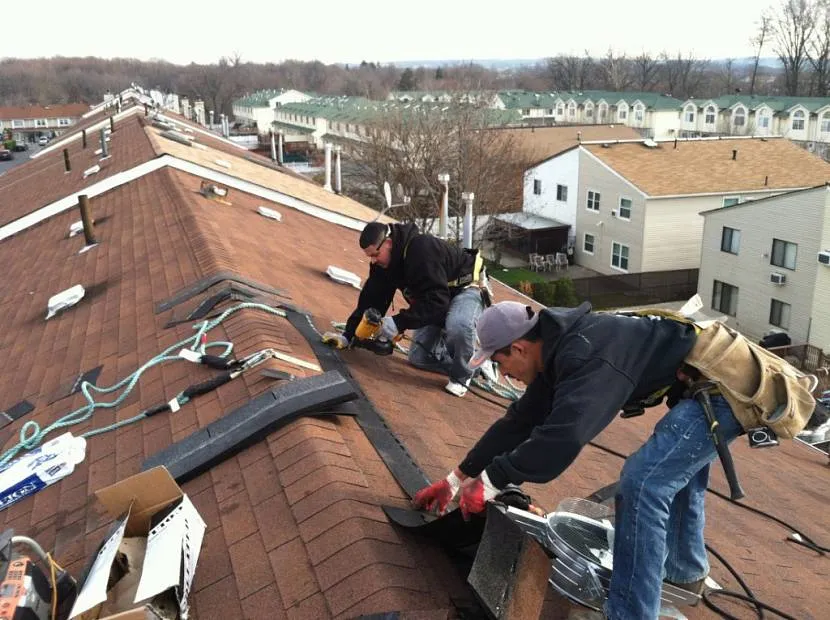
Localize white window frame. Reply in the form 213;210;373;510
35;118;47;127
634;104;644;123
757;112;771;129
771;238;798;271
556;105;564;116
791;109;805;131
583;233;595;255
769;299;791;330
586;189;600;212
11;120;23;128
712;280;739;316
585;103;594;118
533;179;542;195
821;111;830;133
598;103;608;121
722;196;741;207
704;106;716;125
618;196;632;220
58;118;72;127
617;103;628;121
721;226;741;254
568;103;576;118
556;184;568;202
733;106;746;127
611;241;630;272
684;105;695;123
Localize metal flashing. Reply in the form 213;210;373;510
0;401;35;429
142;370;358;482
155;271;290;314
47;365;103;405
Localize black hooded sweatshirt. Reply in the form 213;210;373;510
343;223;476;340
459;303;698;489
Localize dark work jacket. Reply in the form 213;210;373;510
459;303;698;489
343;223;476;340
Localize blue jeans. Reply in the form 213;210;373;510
407;287;484;384
604;395;744;620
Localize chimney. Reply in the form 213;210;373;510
63;148;71;173
109;116;115;132
323;143;333;191
461;192;475;249
674;138;677;149
77;194;96;246
82;129;87;149
270;129;277;162
334;145;342;194
732;149;738;160
99;128;109;158
765;175;769;186
577;131;582;143
277;131;284;165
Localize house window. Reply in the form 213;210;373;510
758;113;770;129
611;242;630;271
58;118;71;126
634;104;644;123
12;120;23;128
35;119;47;127
769;299;791;329
705;106;716;125
556;184;568;201
684;106;695;123
568;103;576;118
557;105;564;116
712;280;738;316
585;105;593;118
723;196;741;207
587;190;600;211
522;108;530;115
791;110;805;131
821;112;830;132
618;105;628;121
598;104;607;121
721;227;741;254
771;238;797;270
733;107;746;127
533;179;542;195
618;197;632;219
584;233;595;254
547;108;554;115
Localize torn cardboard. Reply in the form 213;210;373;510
69;467;205;620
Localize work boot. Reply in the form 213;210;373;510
666;577;707;598
566;607;605;620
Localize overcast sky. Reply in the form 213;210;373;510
15;0;772;66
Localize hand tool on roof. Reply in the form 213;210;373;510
0;529;78;620
352;308;402;356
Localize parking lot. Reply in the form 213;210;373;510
0;143;46;176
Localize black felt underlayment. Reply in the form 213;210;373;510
155;271;290;314
0;400;35;429
284;310;430;497
142;370;358;483
47;366;103;405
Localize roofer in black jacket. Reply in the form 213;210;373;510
414;301;748;619
323;221;489;397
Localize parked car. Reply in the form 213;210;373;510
0;148;13;161
13;141;28;152
37;136;49;146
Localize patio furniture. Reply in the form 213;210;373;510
529;253;547;272
555;252;569;271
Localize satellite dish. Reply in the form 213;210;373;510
395;183;404;199
383;181;392;209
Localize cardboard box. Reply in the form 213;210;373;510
69;467;206;620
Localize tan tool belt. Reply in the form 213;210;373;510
684;322;817;438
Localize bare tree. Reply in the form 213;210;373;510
659;52;708;99
545;53;594;91
809;0;830;95
773;0;818;95
718;59;738;94
750;13;773;95
632;52;660;91
599;49;632;91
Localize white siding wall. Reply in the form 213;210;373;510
699;186;828;342
651;109;681;139
575;150;647;274
809;191;830;351
523;148;580;226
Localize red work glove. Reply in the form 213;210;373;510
412;470;463;515
458;470;500;520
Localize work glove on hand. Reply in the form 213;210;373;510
459;470;500;520
379;316;399;341
322;332;349;349
412;470;463;515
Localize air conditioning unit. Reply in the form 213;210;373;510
819;251;830;265
770;272;786;285
611;209;617;217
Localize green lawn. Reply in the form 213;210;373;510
489;267;548;287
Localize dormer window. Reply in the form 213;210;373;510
634;104;644;123
568;103;576;118
733;106;746;127
705;106;716;125
684;105;696;123
791;109;805;131
585;103;594;118
618;103;628;121
821;111;830;133
757;110;771;129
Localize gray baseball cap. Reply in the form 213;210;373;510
469;301;539;368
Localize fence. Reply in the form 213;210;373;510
571;269;699;309
768;344;828;373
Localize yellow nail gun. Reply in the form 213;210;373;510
353;308;400;356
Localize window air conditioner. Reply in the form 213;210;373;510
770;272;786;285
818;251;830;265
611;209;617;217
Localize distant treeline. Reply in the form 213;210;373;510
0;53;788;116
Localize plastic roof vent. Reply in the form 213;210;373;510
257;206;282;221
83;165;101;178
69;221;84;237
46;284;85;319
326;266;361;289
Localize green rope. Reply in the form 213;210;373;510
0;302;287;469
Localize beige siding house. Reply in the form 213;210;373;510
572;137;830;275
698;185;830;349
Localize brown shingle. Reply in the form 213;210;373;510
584;137;830;195
494;123;642;164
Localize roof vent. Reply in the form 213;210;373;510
257;206;282;221
46;284;85;319
83;165;101;178
69;221;84;237
601;143;611;148
326;265;362;289
643;139;659;148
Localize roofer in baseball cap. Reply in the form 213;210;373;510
412;299;750;619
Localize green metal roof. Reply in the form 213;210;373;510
233;89;294;108
271;121;314;134
497;90;684;111
685;94;830;114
